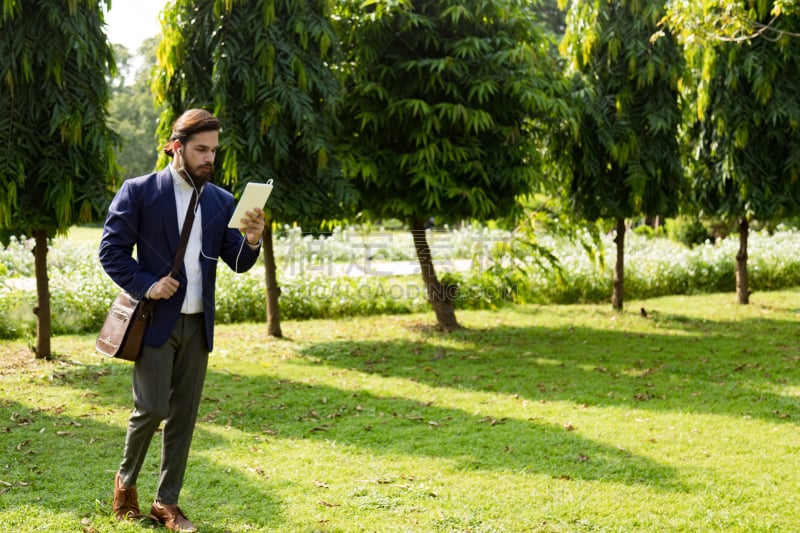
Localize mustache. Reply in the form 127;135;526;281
180;163;213;188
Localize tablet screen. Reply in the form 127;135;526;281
227;181;273;229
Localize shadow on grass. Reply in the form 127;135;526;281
200;373;688;492
43;357;687;495
294;315;800;425
0;390;281;532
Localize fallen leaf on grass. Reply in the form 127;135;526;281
11;413;34;426
478;417;507;426
0;480;30;494
355;478;393;484
318;501;340;507
81;518;99;533
314;480;330;489
563;422;577;431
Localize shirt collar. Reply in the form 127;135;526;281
169;165;203;193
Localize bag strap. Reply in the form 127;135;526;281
170;188;199;278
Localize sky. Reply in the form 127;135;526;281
104;0;166;52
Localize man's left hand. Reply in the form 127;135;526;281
240;207;266;245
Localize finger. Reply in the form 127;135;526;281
245;208;265;220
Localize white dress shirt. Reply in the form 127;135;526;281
170;166;204;314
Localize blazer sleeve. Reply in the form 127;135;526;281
98;178;160;298
220;228;261;273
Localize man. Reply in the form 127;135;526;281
99;109;265;532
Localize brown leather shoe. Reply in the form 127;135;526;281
112;472;141;520
150;501;198;532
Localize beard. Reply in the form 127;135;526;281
183;161;215;187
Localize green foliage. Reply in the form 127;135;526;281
666;215;711;247
0;0;119;240
530;0;566;39
334;0;562;226
153;0;356;224
673;1;800;225
0;286;34;339
667;0;800;45
555;0;686;222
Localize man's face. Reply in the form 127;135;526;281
179;130;219;184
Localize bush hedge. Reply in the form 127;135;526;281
2;227;800;339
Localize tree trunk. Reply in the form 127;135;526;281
262;221;283;337
410;218;461;331
32;228;51;359
611;217;625;311
736;217;749;305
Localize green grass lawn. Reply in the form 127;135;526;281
2;291;800;532
63;225;103;243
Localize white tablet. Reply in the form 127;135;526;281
227;180;273;229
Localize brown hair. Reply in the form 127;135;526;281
163;108;221;157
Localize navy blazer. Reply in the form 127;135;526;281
99;167;261;351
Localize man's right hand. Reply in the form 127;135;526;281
148;275;180;300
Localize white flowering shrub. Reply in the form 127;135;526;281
1;227;800;338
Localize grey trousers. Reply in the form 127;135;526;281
118;313;208;505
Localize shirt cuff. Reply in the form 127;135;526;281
246;238;262;250
145;282;158;300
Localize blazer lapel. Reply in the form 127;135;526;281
157;167;180;258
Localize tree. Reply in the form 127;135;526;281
153;0;355;337
668;0;800;304
555;0;685;310
334;0;561;330
0;0;118;358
